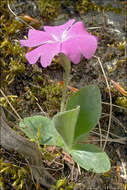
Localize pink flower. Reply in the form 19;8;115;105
20;19;97;68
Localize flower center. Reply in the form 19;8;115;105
61;31;67;42
52;30;68;43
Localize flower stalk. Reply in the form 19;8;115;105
60;54;71;112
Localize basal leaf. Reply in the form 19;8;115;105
70;144;111;173
53;106;80;149
19;115;64;147
66;85;101;142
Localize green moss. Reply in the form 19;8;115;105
38;0;61;21
1;38;26;60
0;95;18;107
3;58;25;85
30;81;62;116
1;14;26;86
0;158;31;190
4;19;23;35
75;0;122;15
117;41;126;51
50;178;73;190
116;97;127;108
76;0;96;15
41;84;61;111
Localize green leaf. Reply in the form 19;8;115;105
74;133;89;144
70;144;111;173
66;85;102;141
19;115;64;147
53;106;80;149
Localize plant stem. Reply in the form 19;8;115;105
60;54;71;112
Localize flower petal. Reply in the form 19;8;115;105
20;29;54;47
66;21;88;38
65;21;98;59
61;34;97;63
44;19;75;40
61;39;81;64
25;42;60;67
77;35;98;59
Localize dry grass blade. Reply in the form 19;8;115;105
7;0;34;29
0;88;22;121
90;130;127;144
93;127;127;141
102;101;127;110
94;56;112;150
116;148;127;181
101;113;127;133
36;102;49;117
111;79;127;97
98;121;103;148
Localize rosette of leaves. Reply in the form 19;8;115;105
20;85;111;173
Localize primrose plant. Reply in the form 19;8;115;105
19;19;111;173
